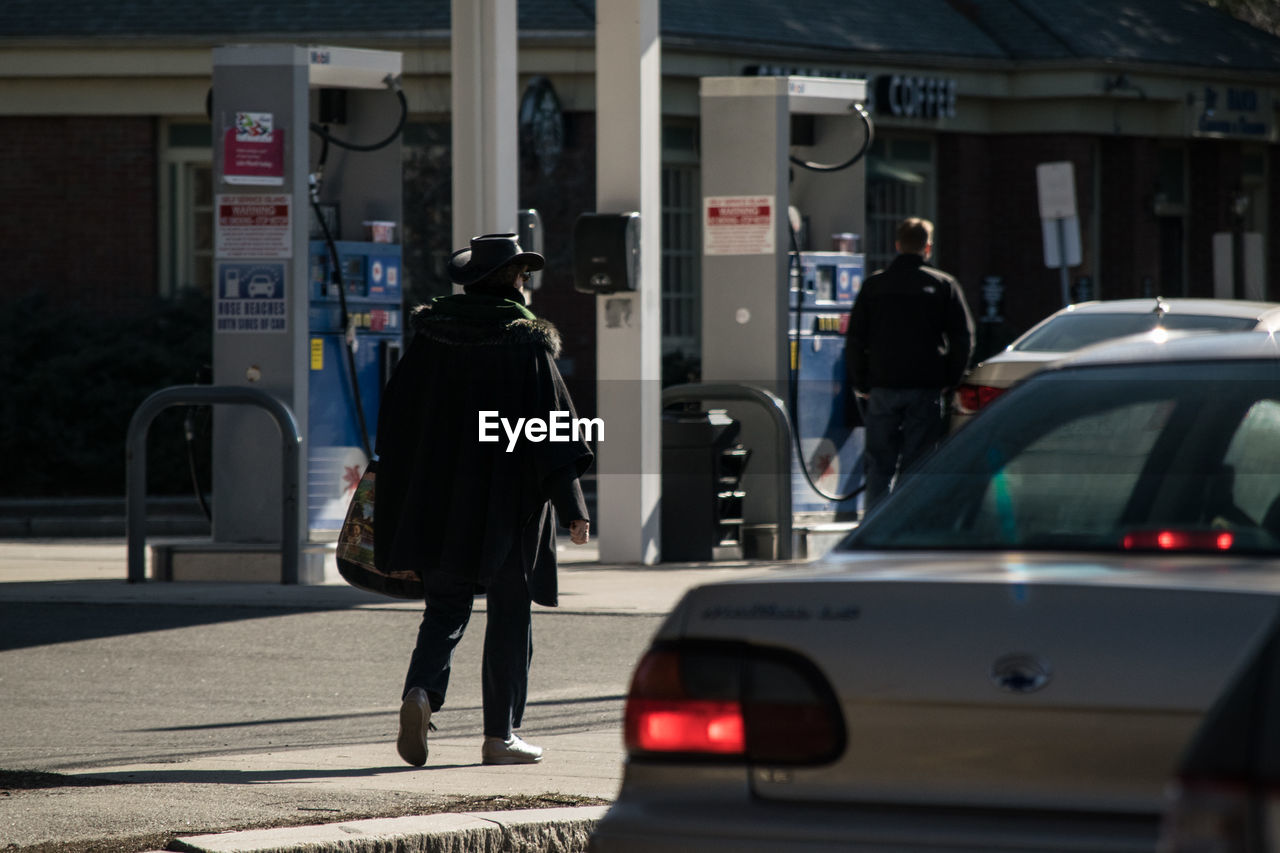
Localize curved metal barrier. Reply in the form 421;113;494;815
661;382;793;560
125;385;302;584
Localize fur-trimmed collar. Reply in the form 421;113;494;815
410;303;562;357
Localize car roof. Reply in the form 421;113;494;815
1050;329;1280;369
1048;297;1280;321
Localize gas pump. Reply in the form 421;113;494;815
699;76;871;557
203;45;405;582
788;248;865;515
305;235;403;529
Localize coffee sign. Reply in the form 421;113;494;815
873;74;957;119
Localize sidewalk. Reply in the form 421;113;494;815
0;538;809;853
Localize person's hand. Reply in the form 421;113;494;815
568;519;590;545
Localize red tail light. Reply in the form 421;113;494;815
627;697;745;754
623;641;845;765
955;383;1006;414
1122;529;1235;551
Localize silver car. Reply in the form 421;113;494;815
951;297;1280;432
591;331;1280;853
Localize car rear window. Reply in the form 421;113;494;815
1013;313;1258;352
844;361;1280;553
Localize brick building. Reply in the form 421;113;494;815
2;0;1279;410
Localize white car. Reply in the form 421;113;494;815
951;297;1280;432
591;331;1280;853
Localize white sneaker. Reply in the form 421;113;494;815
397;687;431;767
481;733;544;765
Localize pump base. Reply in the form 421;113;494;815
149;538;333;584
742;519;857;562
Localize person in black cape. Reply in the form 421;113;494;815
374;233;593;767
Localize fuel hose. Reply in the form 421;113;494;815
785;99;873;502
305;76;409;459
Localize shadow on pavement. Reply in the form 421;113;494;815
0;601;304;651
77;765;460;785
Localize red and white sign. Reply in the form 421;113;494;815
704;195;775;255
216;194;292;259
224;112;286;186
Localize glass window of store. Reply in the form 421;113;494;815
1155;144;1189;297
662;121;701;361
1241;143;1269;300
1241;143;1268;235
865;135;935;272
159;121;214;298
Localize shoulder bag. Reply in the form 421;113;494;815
335;461;424;599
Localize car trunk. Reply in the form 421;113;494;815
972;350;1062;386
673;570;1280;814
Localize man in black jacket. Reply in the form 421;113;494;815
375;233;593;768
845;218;974;512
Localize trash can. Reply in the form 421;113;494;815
661;407;751;561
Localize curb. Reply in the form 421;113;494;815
154;806;607;853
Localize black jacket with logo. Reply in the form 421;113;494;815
845;253;975;393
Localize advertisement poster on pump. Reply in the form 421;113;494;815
223;111;285;186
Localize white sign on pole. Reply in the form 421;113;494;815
1041;216;1082;268
1036;162;1082;271
1036;162;1077;219
1037;161;1083;306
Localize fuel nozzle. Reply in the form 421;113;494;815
308;169;323;204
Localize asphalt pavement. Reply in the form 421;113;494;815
0;538;808;853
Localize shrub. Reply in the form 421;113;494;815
0;291;212;497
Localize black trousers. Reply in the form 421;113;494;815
863;387;946;511
402;550;533;739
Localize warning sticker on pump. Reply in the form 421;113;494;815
216;262;287;333
216;194;292;259
704;194;775;255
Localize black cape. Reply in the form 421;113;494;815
373;296;593;607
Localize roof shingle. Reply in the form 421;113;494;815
1;0;1278;72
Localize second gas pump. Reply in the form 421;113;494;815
699;75;873;558
208;45;405;580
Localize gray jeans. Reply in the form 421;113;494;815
863;387;946;511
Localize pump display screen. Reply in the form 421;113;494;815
814;265;835;301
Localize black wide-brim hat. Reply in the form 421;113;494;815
447;233;545;286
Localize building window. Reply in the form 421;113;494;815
1241;143;1269;300
1155;145;1187;212
402;120;454;305
1241;143;1268;234
159;121;214;298
1155;144;1188;297
662;121;701;360
865;135;934;272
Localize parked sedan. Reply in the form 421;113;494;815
951;297;1280;431
591;331;1280;853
